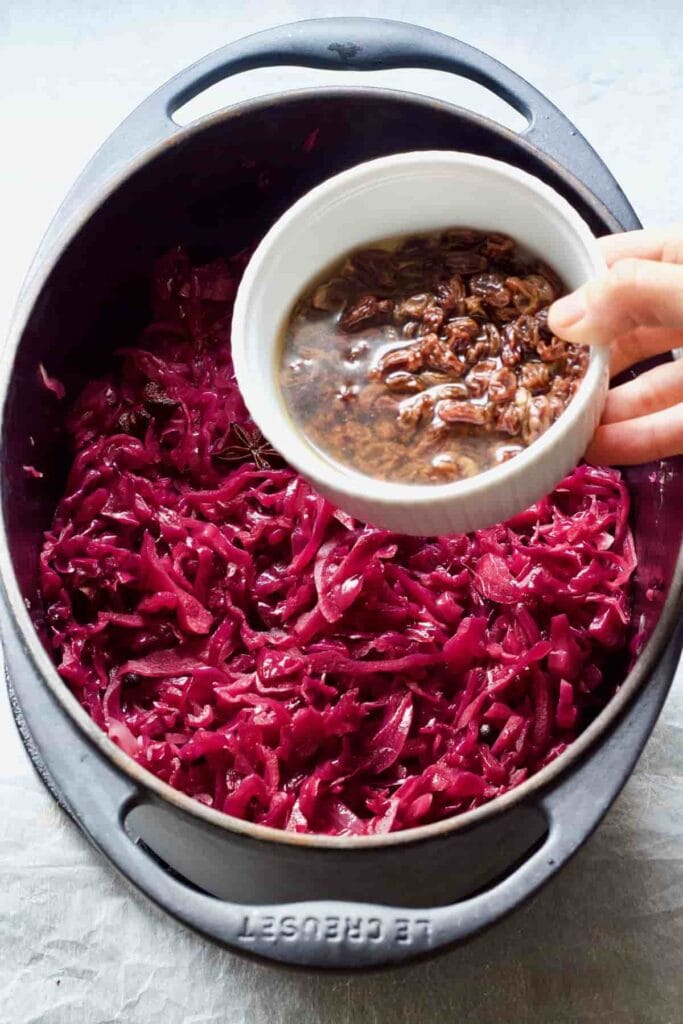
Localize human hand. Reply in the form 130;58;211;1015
548;226;683;465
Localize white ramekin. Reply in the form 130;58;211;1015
231;151;608;536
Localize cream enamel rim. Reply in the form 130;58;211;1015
0;89;680;853
231;150;609;517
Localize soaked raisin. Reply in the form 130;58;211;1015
280;227;586;483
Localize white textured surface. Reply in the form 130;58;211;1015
1;2;682;1022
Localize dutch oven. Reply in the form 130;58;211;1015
2;18;682;969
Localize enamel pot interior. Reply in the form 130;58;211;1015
2;90;682;909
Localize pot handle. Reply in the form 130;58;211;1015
11;617;679;969
60;18;638;235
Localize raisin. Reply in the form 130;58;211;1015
443;317;480;350
566;346;589;377
444;251;488;274
419;372;460;389
489;367;517;403
509;314;541;354
506;276;546;315
375;346;423;376
350;249;396;290
469;271;511;308
475;323;501;359
522;395;552;443
421;303;445;332
537;336;567;362
481;233;515;260
280;227;584;484
419;334;467;376
395;294;429;321
435;275;466;315
340;294;393;332
464;294;487;319
501;338;522;367
548;394;566;421
428;383;469;402
398;392;435;429
437;400;489;426
466;360;497;398
384;371;424;394
494;404;522;436
520;363;550;393
441;228;483;249
550;374;573;400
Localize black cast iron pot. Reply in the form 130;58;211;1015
2;18;682;970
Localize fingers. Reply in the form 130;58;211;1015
554;227;683;466
590;355;683;466
548;259;683;347
586;402;683;465
608;326;683;376
598;226;683;267
601;358;683;424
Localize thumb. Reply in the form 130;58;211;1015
548;258;683;347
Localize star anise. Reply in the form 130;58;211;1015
215;423;280;469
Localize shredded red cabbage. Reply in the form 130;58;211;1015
39;247;637;836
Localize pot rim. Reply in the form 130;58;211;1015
2;84;682;852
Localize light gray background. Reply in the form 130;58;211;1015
1;2;682;1022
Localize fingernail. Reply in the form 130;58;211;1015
549;290;585;330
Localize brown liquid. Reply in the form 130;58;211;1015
279;228;587;485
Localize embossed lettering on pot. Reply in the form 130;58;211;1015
236;912;433;945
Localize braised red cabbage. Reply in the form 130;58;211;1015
39;248;636;835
